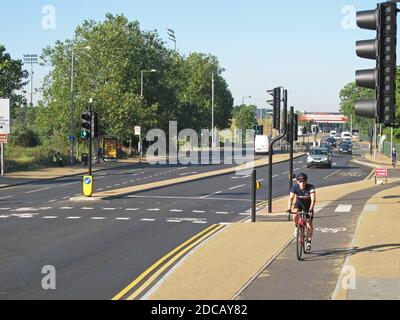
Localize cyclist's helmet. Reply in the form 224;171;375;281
296;172;308;182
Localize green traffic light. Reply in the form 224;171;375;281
80;130;90;138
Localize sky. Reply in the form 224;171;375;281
1;0;398;113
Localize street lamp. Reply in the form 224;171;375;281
141;69;157;97
70;45;91;165
23;54;38;107
242;96;252;105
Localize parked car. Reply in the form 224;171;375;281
307;148;332;168
341;131;352;139
339;142;353;154
330;130;337;138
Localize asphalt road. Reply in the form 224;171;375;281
0;145;372;299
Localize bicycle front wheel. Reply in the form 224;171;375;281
296;225;304;261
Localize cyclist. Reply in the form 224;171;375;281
286;173;316;252
391;148;398;168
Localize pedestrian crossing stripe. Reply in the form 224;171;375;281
334;205;352;213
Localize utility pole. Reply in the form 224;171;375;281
289;107;295;192
211;73;215;149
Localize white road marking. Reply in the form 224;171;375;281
97;188;104;191
166;219;182;223
127;195;249;202
42;216;58;219
239;212;250;216
116;217;131;221
200;191;222;199
216;211;229;215
169;209;183;212
25;187;50;194
229;184;246;190
0;208;11;210
39;207;53;210
193;210;205;213
282;171;289;175
48;200;57;203
14;207;38;212
124;208;139;211
0;215;10;218
192;220;208;224
66;216;81;220
0;195;12;199
232;175;250;179
102;208;117;211
129;180;135;183
61;182;79;186
60;207;74;210
272;175;279;178
97;176;106;180
334;205;352;213
114;184;121;187
147;208;160;211
81;207;94;210
141;218;156;222
91;217;106;220
12;213;37;218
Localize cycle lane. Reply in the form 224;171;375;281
236;182;399;300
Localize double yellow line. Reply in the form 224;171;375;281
112;224;224;300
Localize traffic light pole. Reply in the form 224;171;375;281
268;89;288;214
89;100;93;176
289;107;294;192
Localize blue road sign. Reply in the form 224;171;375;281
84;177;92;185
69;135;76;142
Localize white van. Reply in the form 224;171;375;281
254;135;269;154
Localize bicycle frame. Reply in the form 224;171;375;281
296;211;309;261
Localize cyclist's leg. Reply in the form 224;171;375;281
306;218;313;242
292;207;300;226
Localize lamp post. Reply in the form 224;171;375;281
139;69;157;159
242;96;252;105
70;45;91;165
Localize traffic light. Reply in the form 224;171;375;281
91;112;99;138
355;2;398;126
267;87;281;130
81;112;91;139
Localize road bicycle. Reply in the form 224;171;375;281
288;210;311;261
392;158;397;168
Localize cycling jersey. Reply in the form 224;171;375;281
290;183;315;213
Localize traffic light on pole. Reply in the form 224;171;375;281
293;114;298;142
81;112;91;139
355;2;397;126
91;112;99;138
267;87;281;131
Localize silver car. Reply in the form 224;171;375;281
307;148;332;168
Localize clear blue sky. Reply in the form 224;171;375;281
1;0;397;112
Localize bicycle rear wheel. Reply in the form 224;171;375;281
296;225;304;260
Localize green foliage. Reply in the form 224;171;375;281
36;13;233;153
9;124;40;147
232;104;256;130
0;44;29;117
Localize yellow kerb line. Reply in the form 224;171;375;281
126;224;224;300
111;224;220;300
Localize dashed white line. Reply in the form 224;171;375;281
147;208;160;211
102;208;117;211
66;216;81;220
216;211;229;215
169;209;183;212
141;218;156;222
48;200;57;203
193;210;205;213
124;208;139;211
60;207;74;210
229;184;246;190
0;195;12;199
81;207;94;210
25;187;50;194
91;217;106;220
42;216;58;219
115;217;131;221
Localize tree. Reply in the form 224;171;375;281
233;104;256;130
0;44;29;118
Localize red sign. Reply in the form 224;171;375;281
0;134;7;143
375;168;388;177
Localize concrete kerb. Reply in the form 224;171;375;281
70;153;306;202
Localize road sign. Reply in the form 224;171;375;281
0;134;8;144
83;175;93;197
0;99;10;134
134;126;141;136
375;168;388;184
69;135;76;143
